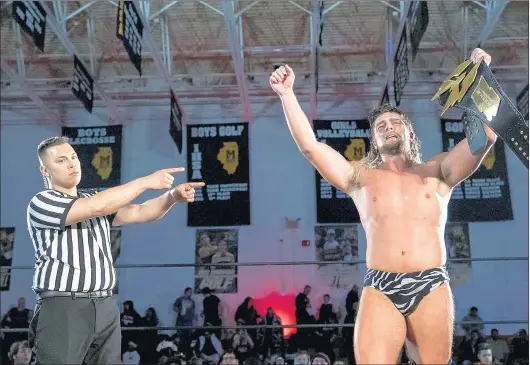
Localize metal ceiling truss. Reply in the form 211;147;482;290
476;0;510;47
37;0;123;123
130;0;185;128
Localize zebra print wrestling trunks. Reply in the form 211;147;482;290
363;265;450;316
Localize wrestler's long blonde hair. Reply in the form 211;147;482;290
361;103;423;169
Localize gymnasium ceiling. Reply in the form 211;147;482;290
0;0;528;122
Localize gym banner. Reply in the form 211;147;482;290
314;120;370;223
110;229;121;294
393;28;409;106
441;119;513;222
407;1;429;62
315;224;361;289
116;0;143;75
72;55;94;114
61;126;123;191
194;229;238;294
187;123;250;226
0;227;15;291
12;1;46;52
444;223;471;286
169;90;183;154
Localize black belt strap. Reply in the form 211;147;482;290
432;59;529;169
36;289;112;300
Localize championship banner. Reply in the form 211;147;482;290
61;126;123;191
0;227;15;291
116;1;143;75
393;27;409;106
407;1;429;62
314;224;360;289
194;229;238;294
110;229;121;294
72;55;94;114
187;123;250;227
169;90;183;154
12;1;46;52
313;120;370;223
441;119;513;222
444;222;472;286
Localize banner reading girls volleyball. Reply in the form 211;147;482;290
440;119;513;222
194;229;238;294
314;224;361;289
187;123;250;226
444;222;472;285
313;120;370;223
61;125;123;191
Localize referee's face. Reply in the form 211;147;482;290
41;143;82;189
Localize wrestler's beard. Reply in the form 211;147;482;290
379;136;405;155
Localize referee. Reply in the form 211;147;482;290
26;136;204;364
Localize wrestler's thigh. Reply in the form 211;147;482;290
354;287;407;364
405;282;454;364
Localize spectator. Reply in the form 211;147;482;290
201;287;222;336
235;297;259;341
2;297;33;351
458;330;483;364
8;340;32;365
461;306;484;336
220;350;240;365
476;342;501;365
198;326;223;363
318;294;337;323
294;350;311;365
120;300;143;353
295;285;316;350
174;287;196;347
345;285;360;316
122;341;141;365
311;352;331;365
141;307;160;365
510;329;529;365
486;329;509;364
233;328;255;363
257;307;283;358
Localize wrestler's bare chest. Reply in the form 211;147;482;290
350;166;452;224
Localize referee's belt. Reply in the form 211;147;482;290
432;59;529;169
36;289;113;300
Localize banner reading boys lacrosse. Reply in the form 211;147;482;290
444;222;472;286
194;229;238;294
61;126;123;191
313;120;370;223
187;123;250;226
314;224;361;289
440;119;513;222
0;227;15;291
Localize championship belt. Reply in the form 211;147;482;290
432;59;529;169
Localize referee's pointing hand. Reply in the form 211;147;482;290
146;167;185;190
172;182;205;203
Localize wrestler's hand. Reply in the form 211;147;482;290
270;64;295;96
171;182;205;203
471;48;491;66
144;167;185;190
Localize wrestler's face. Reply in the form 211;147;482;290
478;349;493;364
373;112;411;156
40;143;81;189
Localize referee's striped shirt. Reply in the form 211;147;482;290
26;189;116;293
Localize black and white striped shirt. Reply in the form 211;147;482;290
26;189;116;293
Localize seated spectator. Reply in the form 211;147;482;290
458;330;483;364
122;341;140;365
510;329;529;365
220;350;240;365
461;307;485;336
476;342;502;365
198;326;223;363
8;340;32;365
120;300;143;353
294;350;311;365
486;329;509;364
233;328;255;363
311;352;331;365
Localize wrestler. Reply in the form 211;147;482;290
270;48;496;364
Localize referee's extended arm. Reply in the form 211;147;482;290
65;167;185;226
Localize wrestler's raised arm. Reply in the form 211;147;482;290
270;64;365;193
437;48;497;188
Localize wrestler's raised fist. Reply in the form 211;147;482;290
470;48;491;67
145;167;185;190
172;182;205;203
270;64;295;96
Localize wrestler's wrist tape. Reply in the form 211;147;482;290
432;59;529;169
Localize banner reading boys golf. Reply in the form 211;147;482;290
313;120;370;223
194;228;238;293
61;126;123;191
187;123;250;226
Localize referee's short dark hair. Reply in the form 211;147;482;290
37;136;70;161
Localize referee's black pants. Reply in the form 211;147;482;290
29;295;121;364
